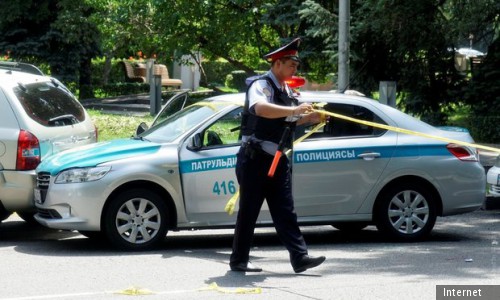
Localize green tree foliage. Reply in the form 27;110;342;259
0;0;101;98
298;0;338;81
0;1;55;64
463;39;500;114
0;0;498;137
347;0;462;123
153;0;276;75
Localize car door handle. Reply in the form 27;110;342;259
357;152;381;160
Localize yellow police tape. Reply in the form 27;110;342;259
114;283;261;296
199;282;262;294
188;99;500;154
313;108;500;154
186;100;500;214
224;121;327;215
114;286;154;296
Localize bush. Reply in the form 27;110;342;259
225;70;249;92
453;116;500;143
225;70;268;92
91;58;124;85
202;60;239;86
201;60;269;88
94;83;149;98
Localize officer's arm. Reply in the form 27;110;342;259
254;102;312;119
297;112;322;125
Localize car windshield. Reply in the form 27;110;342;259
140;101;228;143
13;81;85;126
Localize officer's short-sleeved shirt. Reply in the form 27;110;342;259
243;71;299;154
247;71;298;122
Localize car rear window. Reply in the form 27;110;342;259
13;81;85;126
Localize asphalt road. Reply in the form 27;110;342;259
0;208;499;300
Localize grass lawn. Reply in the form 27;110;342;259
88;109;154;141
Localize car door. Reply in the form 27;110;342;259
292;102;397;217
178;106;243;225
150;91;191;127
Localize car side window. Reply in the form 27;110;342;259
202;107;243;147
300;103;387;140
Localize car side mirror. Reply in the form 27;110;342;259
136;122;149;136
187;133;203;151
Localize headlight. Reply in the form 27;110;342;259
55;166;111;184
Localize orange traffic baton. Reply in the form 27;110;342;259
268;126;291;177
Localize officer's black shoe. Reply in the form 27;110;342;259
230;261;262;272
293;255;326;273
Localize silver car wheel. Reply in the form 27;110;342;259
115;197;162;244
387;190;429;235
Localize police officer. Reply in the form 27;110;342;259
229;38;326;273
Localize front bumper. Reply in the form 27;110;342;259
34;180;107;231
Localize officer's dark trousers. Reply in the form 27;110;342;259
230;146;308;267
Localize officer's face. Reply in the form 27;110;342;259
274;58;299;81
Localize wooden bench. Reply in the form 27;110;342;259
120;61;183;88
153;64;183;88
119;61;146;83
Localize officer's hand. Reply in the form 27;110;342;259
293;103;314;116
306;112;324;124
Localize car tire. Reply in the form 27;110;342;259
375;182;436;241
103;188;168;250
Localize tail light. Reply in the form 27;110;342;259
16;130;41;170
446;144;478;162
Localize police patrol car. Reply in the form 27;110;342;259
33;91;485;250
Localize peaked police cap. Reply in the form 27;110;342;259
263;38;301;62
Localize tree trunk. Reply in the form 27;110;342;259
79;57;94;100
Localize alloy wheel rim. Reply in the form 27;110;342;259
115;198;161;244
387;190;429;234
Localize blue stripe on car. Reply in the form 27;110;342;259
179;144;452;173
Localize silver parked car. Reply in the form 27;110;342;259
34;92;485;250
0;62;97;223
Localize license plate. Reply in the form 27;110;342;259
34;188;42;205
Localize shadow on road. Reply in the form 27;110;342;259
1;209;498;282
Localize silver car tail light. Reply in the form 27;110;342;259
16;129;40;170
446;144;479;162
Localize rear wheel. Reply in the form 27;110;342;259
103;189;169;250
375;182;436;241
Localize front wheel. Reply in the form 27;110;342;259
375;182;437;241
103;189;169;250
